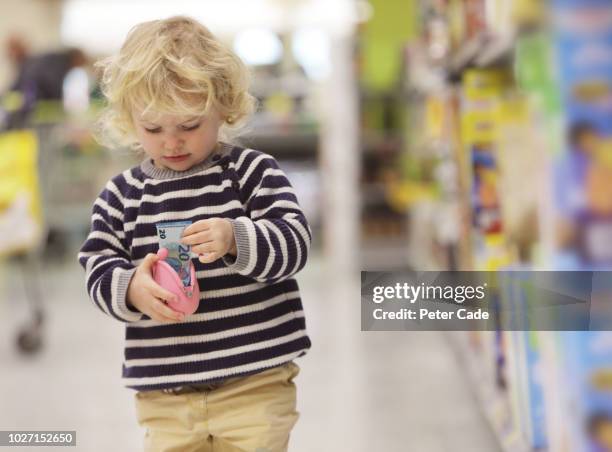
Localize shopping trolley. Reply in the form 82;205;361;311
1;96;138;355
0;128;45;354
1;97;89;355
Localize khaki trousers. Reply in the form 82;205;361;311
134;362;300;452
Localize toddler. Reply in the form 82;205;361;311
78;16;311;452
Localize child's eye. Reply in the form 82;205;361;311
181;123;201;132
144;127;162;134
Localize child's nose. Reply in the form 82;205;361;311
164;134;183;151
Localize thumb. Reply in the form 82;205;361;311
140;253;159;272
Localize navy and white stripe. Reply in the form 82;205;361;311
78;144;312;391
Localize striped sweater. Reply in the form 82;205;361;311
78;143;312;391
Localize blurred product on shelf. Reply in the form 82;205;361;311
551;0;612;267
461;68;512;270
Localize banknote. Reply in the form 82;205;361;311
156;221;193;287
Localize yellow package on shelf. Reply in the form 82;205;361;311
0;130;43;256
462;69;510;101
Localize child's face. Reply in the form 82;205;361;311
132;108;223;171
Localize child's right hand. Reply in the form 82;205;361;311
127;253;185;323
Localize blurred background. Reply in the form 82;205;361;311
1;0;612;451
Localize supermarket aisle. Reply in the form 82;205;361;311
0;253;500;452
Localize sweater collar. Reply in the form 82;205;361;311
140;142;234;180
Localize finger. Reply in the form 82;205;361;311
147;310;176;323
198;251;220;264
151;298;185;321
192;242;217;255
140;253;159;272
181;230;214;246
182;219;211;237
149;311;182;324
148;282;178;303
141;302;179;323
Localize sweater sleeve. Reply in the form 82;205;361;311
223;152;312;283
77;180;143;322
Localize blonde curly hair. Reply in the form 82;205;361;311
95;16;255;149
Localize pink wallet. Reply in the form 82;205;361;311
152;248;200;315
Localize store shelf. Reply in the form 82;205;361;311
475;33;516;67
446;33;516;81
360;237;411;270
446;331;532;452
448;35;489;74
361;183;389;205
240;113;319;159
361;130;403;155
241;129;318;159
250;73;312;99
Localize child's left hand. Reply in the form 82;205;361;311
181;218;237;264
